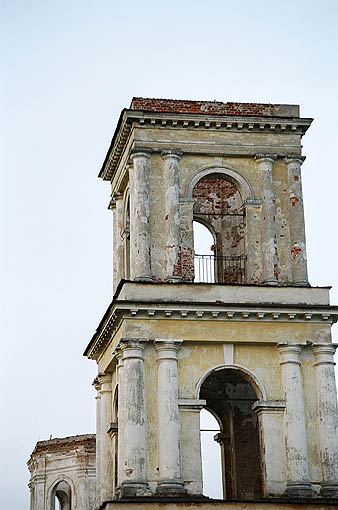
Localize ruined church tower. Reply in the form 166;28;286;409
84;98;338;509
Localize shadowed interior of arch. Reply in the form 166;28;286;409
53;480;71;510
200;368;263;500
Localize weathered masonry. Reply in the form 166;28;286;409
85;98;338;509
28;435;96;510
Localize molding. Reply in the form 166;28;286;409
85;301;338;360
178;399;206;411
185;163;255;201
253;400;286;414
195;363;267;401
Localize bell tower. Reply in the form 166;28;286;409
85;98;338;509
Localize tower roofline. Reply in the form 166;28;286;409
98;98;313;181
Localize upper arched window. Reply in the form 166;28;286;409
192;174;245;283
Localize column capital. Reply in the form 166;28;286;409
130;147;152;160
154;339;183;360
98;373;112;392
92;377;101;392
113;345;123;362
120;338;147;359
255;153;277;164
161;149;183;160
278;343;304;365
285;155;306;166
312;344;337;366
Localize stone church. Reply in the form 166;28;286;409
28;98;338;509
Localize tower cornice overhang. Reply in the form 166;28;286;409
84;282;337;361
99;109;313;182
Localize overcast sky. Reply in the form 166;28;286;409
1;1;338;508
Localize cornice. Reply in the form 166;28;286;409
99;109;313;181
85;300;338;360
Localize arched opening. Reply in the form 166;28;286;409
200;408;222;498
52;480;72;510
199;368;263;500
192;173;245;283
194;221;215;282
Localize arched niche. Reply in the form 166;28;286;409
197;365;265;500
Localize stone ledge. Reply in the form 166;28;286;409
100;497;338;509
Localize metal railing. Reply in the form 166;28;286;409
194;254;245;284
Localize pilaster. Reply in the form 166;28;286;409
178;399;206;495
93;377;102;507
178;199;195;281
243;199;262;284
111;193;125;293
161;150;183;282
253;400;286;496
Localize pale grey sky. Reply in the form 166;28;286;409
1;1;338;507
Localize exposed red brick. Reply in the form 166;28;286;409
130;97;284;117
31;434;96;455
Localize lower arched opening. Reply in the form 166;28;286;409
200;368;263;500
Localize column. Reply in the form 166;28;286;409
253;400;286;496
98;374;113;502
119;339;150;497
111;193;125;293
92;377;102;507
115;348;125;490
155;339;185;494
285;156;308;286
129;149;152;281
161;150;183;282
312;344;338;497
278;344;312;496
255;154;279;285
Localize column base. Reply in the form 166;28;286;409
156;480;187;497
118;481;152;498
321;483;338;498
285;482;313;498
165;276;183;283
134;276;154;282
292;280;310;287
262;279;280;286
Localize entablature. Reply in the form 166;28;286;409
84;298;338;362
100;109;312;181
